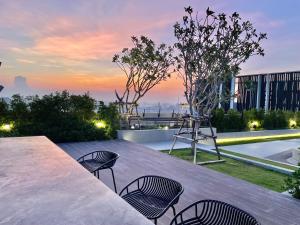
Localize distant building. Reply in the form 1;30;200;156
14;76;29;91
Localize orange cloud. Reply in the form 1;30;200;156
33;32;123;61
28;71;183;98
17;58;36;64
29;73;125;91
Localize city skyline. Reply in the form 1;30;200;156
0;0;300;102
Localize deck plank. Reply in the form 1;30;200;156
59;140;300;225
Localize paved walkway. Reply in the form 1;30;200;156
59;140;300;225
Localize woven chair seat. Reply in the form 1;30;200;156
122;190;170;218
80;159;111;172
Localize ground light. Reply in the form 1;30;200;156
217;132;300;145
0;123;13;132
248;120;260;130
94;120;106;129
289;119;297;128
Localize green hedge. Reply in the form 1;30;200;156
0;91;119;142
284;168;300;199
212;108;298;132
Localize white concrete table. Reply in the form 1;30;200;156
0;136;153;225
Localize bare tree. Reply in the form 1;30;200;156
174;7;267;116
113;36;174;114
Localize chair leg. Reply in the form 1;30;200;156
171;205;176;216
110;168;117;193
154;218;157;225
93;170;100;179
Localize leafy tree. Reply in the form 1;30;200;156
174;7;267;116
113;36;174;114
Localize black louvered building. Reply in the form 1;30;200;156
224;71;300;111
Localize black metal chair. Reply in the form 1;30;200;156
77;151;119;193
120;175;184;225
170;199;260;225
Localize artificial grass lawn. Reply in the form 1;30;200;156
219;149;298;171
161;149;288;192
217;132;300;146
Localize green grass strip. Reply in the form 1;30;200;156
161;149;288;192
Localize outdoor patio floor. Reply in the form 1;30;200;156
59;140;300;225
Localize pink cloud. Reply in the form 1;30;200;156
27;13;177;61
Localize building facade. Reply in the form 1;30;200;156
224;71;300;111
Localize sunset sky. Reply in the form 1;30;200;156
1;0;300;103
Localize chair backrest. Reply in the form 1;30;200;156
94;151;119;167
140;175;183;203
170;200;260;225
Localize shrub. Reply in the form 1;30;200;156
243;109;264;130
223;109;243;132
212;109;294;132
286;111;298;128
262;110;288;129
0;91;119;143
275;110;288;129
263;111;276;129
295;111;300;127
0;99;9;123
25;91;103;142
211;108;225;132
98;101;120;138
284;168;300;199
69;94;96;120
10;94;30;121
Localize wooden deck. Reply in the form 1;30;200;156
59;140;300;225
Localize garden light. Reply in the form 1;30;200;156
94;120;106;129
217;132;300;145
248;120;260;130
289;119;297;128
0;123;13;131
